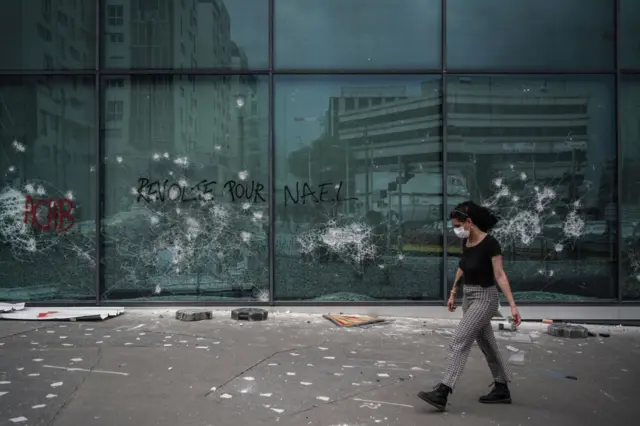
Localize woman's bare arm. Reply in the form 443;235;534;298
491;256;516;307
450;267;463;297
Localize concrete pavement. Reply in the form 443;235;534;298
1;310;639;426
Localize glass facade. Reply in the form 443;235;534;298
0;0;638;304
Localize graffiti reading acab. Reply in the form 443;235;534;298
23;196;75;233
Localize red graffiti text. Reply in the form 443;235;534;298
23;196;75;232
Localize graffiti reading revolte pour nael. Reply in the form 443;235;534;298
135;178;358;206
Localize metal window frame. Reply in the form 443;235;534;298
440;0;449;304
620;67;640;304
1;68;622;77
615;0;622;305
268;0;276;305
99;68;271;75
3;0;639;307
0;70;97;76
96;0;105;304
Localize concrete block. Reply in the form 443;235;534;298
231;308;268;321
175;309;213;322
547;323;588;339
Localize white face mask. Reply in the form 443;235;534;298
453;226;470;239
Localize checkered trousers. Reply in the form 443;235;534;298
442;285;512;389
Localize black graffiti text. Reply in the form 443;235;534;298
136;178;216;203
283;181;358;206
223;180;266;203
136;178;356;206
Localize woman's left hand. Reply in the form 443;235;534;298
510;305;521;326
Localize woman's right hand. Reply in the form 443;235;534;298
447;295;456;312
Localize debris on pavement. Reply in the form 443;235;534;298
506;345;519;352
175;309;213;322
498;322;517;332
0;306;124;321
496;315;518;331
496;331;533;344
547;323;589;339
539;369;580;380
508;352;525;366
0;302;25;313
588;331;611;338
0;310;638;426
323;314;387;328
231;308;268;321
358;319;395;329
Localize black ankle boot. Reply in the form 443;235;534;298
418;383;452;411
479;381;512;404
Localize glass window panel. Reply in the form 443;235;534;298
275;0;441;69
102;75;269;301
0;76;96;302
274;75;444;301
447;75;616;301
0;0;96;70
102;0;268;69
621;0;640;69
446;0;614;70
621;76;640;301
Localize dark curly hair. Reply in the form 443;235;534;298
449;201;499;233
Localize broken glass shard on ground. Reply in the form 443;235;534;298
508;352;525;366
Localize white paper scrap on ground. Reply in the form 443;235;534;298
43;365;129;376
0;307;124;321
353;398;414;408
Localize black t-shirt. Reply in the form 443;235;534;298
459;234;502;288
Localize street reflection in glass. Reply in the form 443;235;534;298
274;76;445;301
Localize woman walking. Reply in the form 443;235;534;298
418;201;521;411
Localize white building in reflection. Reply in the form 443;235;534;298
447;77;593;195
325;77;605;222
102;0;266;213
